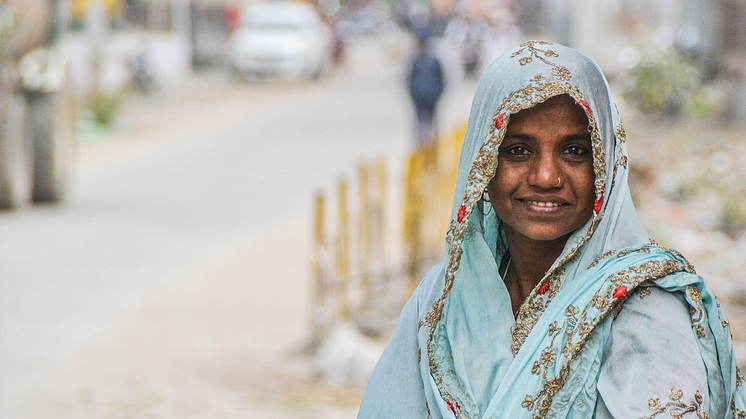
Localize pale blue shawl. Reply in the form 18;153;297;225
358;42;746;419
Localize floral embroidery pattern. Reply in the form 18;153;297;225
588;249;616;268
588;245;656;269
687;285;707;339
615;123;629;169
737;367;744;387
638;287;652;299
606;120;628;201
640;387;708;419
457;205;467;223
495;113;505;130
733;395;746;419
512;269;564;356
594;196;605;214
617;246;652;259
613;285;628;299
649;239;697;274
521;258;688;418
511;41;572;81
523;305;579;414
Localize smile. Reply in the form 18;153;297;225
526;200;562;207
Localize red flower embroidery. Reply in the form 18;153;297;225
580;100;592;114
594;196;604;214
495;113;505;130
537;279;550;295
457;205;467;223
613;285;627;299
447;400;461;416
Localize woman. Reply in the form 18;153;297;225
358;41;745;418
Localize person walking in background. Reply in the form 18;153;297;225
407;36;445;145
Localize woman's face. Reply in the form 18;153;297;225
487;95;596;244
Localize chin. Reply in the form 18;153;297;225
519;226;577;242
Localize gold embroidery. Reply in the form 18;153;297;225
722;320;730;328
655;244;697;274
589;250;616;268
737;367;744;387
615;123;627;143
687;285;706;339
687;285;703;302
617;246;652;258
522;259;688;418
694;325;706;338
614;123;628;169
638;287;652;299
733;395;746;419
511;41;572;81
641;388;708;419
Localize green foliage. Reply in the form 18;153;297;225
85;88;126;126
720;199;746;239
0;5;16;59
624;50;700;117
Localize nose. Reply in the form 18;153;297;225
527;152;561;189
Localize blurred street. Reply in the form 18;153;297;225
0;38;477;418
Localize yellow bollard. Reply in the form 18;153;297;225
375;157;386;274
358;162;370;306
337;178;349;320
311;191;325;346
403;147;425;296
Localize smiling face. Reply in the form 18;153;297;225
487;94;596;245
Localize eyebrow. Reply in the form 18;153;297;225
564;134;592;142
503;133;592;142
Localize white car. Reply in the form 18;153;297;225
228;1;332;80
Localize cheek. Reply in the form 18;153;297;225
578;166;596;210
487;168;515;216
488;167;509;200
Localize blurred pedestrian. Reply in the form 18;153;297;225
407;36;445;145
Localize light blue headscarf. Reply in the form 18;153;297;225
358;41;746;419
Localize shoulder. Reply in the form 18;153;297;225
597;284;710;417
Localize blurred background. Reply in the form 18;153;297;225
1;0;745;417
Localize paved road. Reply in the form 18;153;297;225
0;38;477;418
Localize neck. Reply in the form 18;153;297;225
502;226;568;315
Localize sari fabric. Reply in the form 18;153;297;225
358;42;746;419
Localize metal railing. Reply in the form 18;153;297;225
310;122;467;347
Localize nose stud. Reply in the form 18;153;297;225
556;176;561;187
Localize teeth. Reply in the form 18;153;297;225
528;201;561;207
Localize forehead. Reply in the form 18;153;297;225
506;95;589;134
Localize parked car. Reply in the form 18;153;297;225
227;1;332;81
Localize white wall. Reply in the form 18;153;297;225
63;31;192;96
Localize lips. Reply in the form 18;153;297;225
525;200;562;207
517;196;568;213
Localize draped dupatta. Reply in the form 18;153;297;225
358;42;746;419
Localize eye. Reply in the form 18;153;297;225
563;145;588;155
504;146;532;156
